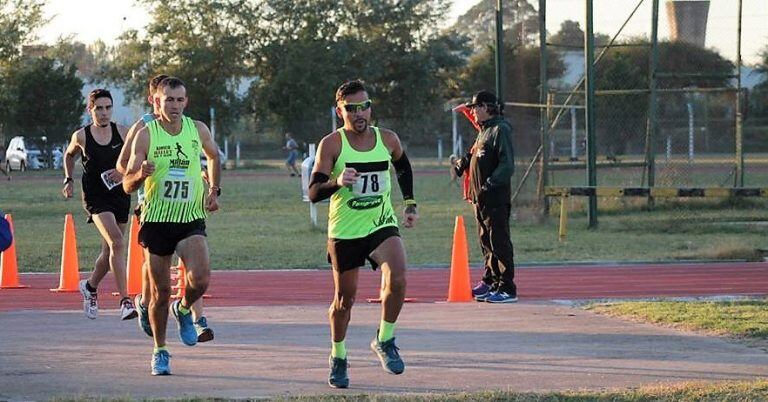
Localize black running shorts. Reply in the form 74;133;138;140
327;226;400;272
139;219;207;256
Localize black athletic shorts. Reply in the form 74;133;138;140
327;226;400;272
83;196;131;224
139;219;207;256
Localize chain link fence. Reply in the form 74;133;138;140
523;0;768;230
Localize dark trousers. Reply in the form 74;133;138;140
474;203;516;295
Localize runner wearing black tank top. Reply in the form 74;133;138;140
62;89;137;321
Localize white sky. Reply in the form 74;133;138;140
38;0;767;64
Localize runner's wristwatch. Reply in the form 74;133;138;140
63;177;73;185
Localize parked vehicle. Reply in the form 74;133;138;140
5;136;42;171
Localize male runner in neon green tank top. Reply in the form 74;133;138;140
309;80;419;388
123;77;221;376
116;74;213;344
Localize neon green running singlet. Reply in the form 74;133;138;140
328;127;397;239
141;116;206;223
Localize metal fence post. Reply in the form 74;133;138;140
585;0;598;228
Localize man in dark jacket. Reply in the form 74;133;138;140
454;90;517;303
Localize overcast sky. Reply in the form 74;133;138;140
38;0;767;64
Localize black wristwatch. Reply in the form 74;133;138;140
63;177;73;185
210;186;221;197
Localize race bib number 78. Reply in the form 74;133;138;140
352;171;388;197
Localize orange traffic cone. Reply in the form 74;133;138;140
447;215;473;302
51;214;80;292
1;214;29;289
171;260;186;299
125;215;143;295
171;259;211;300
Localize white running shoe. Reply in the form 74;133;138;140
78;279;98;319
120;297;138;320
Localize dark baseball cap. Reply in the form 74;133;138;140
465;90;498;108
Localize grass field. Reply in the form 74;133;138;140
588;299;768;340
278;380;768;401
49;380;768;401
1;165;767;272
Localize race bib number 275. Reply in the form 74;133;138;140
162;179;191;201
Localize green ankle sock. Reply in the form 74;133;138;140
378;320;396;342
331;340;347;359
178;303;190;315
153;345;168;354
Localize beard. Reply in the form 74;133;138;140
351;117;368;133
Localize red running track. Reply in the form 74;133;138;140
1;262;766;312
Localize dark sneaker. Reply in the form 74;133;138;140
151;350;171;375
370;335;405;375
194;316;214;343
328;356;349;388
485;291;518;303
120;297;138;320
78;279;98;319
171;300;197;346
472;281;491;297
135;294;153;337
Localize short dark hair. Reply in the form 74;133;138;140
157;77;186;93
87;89;113;109
335;80;367;104
148;74;169;96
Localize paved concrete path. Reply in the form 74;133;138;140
1;302;767;400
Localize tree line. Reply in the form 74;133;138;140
0;0;765;152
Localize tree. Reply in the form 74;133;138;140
592;40;735;155
548;20;610;48
0;0;46;144
102;0;263;137
46;39;104;79
450;0;539;50
250;0;468;144
748;46;768;120
5;57;84;143
0;0;45;65
459;44;565;103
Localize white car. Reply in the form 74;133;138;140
5;136;42;171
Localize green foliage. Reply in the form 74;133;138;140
3;57;84;143
0;0;45;65
595;40;735;90
0;0;46;139
459;45;565;103
548;20;611;48
45;39;106;79
450;0;539;49
103;0;262;135
250;0;467;144
749;46;768;119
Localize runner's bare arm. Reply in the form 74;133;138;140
123;128;152;193
61;129;84;198
116;120;145;174
195;121;220;212
195;121;220;189
308;132;352;203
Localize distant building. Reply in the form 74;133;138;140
666;0;710;48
